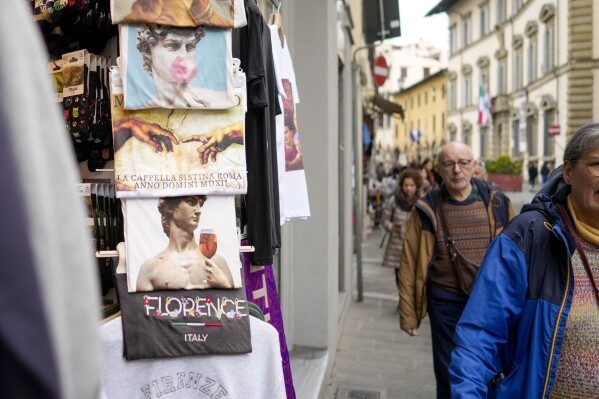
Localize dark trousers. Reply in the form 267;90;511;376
427;292;469;399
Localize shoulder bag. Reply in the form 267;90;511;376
436;191;481;296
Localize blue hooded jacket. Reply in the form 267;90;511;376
449;166;577;398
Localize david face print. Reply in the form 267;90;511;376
120;24;236;110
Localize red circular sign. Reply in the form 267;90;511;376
374;55;389;87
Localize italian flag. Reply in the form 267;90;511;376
478;84;491;126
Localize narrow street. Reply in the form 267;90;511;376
324;190;535;399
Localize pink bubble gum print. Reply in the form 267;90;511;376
171;56;198;84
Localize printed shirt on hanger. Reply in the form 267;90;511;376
123;195;242;293
111;0;247;28
269;25;311;222
111;67;247;197
114;273;252;360
99;315;287;398
119;24;236;110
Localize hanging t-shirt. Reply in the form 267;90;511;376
114;273;252;360
99;315;285;398
119;24;237;110
111;0;247;28
268;26;310;222
233;0;281;265
122;195;243;293
110;67;248;198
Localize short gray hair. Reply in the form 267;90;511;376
436;141;474;164
563;122;599;164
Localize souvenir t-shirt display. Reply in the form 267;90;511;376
110;67;247;197
233;0;282;265
119;24;237;110
123;195;243;293
111;0;247;29
269;26;311;222
99;315;285;398
115;273;252;360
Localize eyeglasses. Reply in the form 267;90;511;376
581;160;599;177
439;159;473;171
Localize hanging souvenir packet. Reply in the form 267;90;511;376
111;0;247;28
119;23;237;110
48;59;63;102
122;195;243;293
110;67;247;197
61;49;90;143
114;273;252;360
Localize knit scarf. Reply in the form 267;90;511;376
567;195;599;246
395;189;419;212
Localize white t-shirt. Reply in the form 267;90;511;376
99;316;286;399
269;26;310;223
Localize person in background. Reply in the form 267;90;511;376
421;157;441;188
528;161;539;191
380;168;422;293
398;142;514;399
472;159;501;191
450;122;599;398
418;166;432;195
541;161;551;185
375;162;385;182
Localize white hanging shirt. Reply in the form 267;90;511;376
269;25;310;222
98;316;286;399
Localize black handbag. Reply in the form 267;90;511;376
436;191;481;296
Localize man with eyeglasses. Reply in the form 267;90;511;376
397;142;515;399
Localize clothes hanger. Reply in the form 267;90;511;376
268;1;284;48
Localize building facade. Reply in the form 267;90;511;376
394;69;449;164
428;0;599;175
374;41;447;163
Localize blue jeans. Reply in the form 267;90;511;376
427;290;469;399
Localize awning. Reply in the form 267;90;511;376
426;0;460;16
372;95;404;119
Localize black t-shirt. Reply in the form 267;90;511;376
233;0;282;265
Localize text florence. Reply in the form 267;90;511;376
144;295;247;320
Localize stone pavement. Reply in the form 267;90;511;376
322;190;535;399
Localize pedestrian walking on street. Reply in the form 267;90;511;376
398;142;515;399
450;123;599;398
541;161;551;185
380;168;422;290
528;162;539;191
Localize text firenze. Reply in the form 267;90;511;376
141;372;227;399
144;296;247;319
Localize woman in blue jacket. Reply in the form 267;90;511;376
450;122;599;398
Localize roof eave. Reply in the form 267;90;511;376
425;0;460;16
